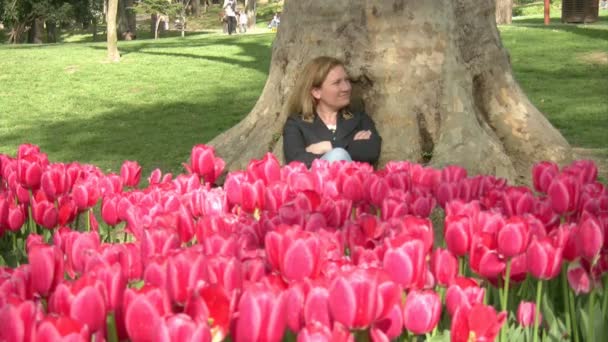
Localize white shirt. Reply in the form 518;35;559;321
223;0;236;17
239;13;248;25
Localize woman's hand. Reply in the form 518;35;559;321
305;141;332;155
353;130;372;140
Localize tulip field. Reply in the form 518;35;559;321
0;143;607;341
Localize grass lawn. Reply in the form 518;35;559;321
0;9;606;178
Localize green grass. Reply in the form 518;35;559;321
500;13;608;148
0;10;605;177
0;33;274;174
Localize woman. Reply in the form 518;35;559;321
283;56;381;167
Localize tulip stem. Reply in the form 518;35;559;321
107;311;118;342
561;266;572;340
569;288;580;342
588;290;595;342
86;209;91;232
602;275;608;321
459;257;464;276
532;280;543;342
500;259;512;342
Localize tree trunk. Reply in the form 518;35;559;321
27;18;44;44
495;0;513;24
192;0;201;16
106;0;120;62
118;0;137;40
245;0;256;30
208;0;572;184
46;20;57;43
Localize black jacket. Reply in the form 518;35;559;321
283;111;382;167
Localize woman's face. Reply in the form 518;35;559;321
312;65;352;112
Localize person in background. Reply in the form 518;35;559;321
283;56;382;167
223;0;237;35
239;11;248;33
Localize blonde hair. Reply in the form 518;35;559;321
286;56;352;123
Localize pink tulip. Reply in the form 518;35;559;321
72;177;101;210
155;314;211;342
532;161;559;194
451;303;506;342
28;243;64;297
265;227;324;282
328;268;401;329
120;160;142;187
517;301;542;327
187;144;225;184
402;290;442;335
436;181;459;208
470;244;506;279
527;235;564;280
247;153;281;185
382;239;426;289
567;262;592;294
577;214;603;260
35;315;90;342
445;277;485;317
16;154;44;190
31;193;58;229
17;143;41;159
444;215;471;257
497;216;530;258
563;160;598;184
48;276;107;333
502;186;535;216
166;249;209;305
430;248;458;286
141;227;181;261
547;174;581;215
99;173;123;195
7;202;25;231
234;284;287;342
297;321;353;342
101;194;120;226
40;164;69;200
123;285;172;342
0;297;37;342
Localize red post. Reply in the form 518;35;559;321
544;0;551;25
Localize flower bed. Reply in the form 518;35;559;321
0;143;606;341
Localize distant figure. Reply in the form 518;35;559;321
223;0;237;35
239;11;249;33
268;13;280;31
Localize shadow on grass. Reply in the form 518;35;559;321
84;33;274;74
1;99;246;174
512;15;608;41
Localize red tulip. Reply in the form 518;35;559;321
185;284;232;341
517;301;542;327
470;244;506;279
532;161;559;194
451;303;506;342
445;278;485;317
28;243;64;296
567;262;592;294
402;290;442;335
430;248;458;286
57;197;77;226
234;284;287;342
444;215;471;257
120;160;142;187
0;297;37;342
497;216;530;258
187;144;225;184
35;315;90;342
328;268;401;329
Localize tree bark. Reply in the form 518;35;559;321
495;0;513;24
208;0;572;184
118;0;137;40
46;21;57;43
106;0;120;62
192;0;201;16
245;0;256;30
27;18;45;44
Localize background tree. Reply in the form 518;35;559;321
134;0;182;39
208;0;572;184
118;0;136;39
244;0;255;31
106;0;119;61
496;0;513;24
